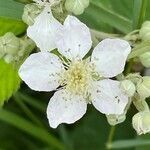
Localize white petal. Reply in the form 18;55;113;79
56;15;92;60
91;38;131;78
27;6;62;51
47;89;87;128
19;52;64;91
92;79;129;115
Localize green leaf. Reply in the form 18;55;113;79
70;108;110;150
14;0;32;4
145;0;150;20
0;108;65;150
132;0;148;29
0;0;27;35
70;107;135;150
136;135;150;150
15;92;46;112
14;94;44;127
0;17;26;36
109;0;133;19
0;59;21;106
0;123;41;150
0;0;24;19
81;0;132;33
79;5;113;33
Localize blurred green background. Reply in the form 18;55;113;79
0;0;150;149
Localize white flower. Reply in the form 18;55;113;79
19;16;131;128
27;5;62;51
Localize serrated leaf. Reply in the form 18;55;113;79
0;59;21;106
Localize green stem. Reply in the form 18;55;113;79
106;126;116;149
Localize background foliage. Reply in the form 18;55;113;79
0;0;150;149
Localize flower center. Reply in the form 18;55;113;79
60;60;93;97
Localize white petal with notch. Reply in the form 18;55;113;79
27;6;62;51
56;15;92;60
47;89;87;128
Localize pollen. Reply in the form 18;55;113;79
60;60;93;97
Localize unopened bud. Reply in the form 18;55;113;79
120;80;136;97
139;52;150;68
65;0;89;15
133;95;149;112
132;111;150;135
18;38;35;59
0;32;20;55
125;73;142;85
137;76;150;99
140;21;150;41
22;4;42;25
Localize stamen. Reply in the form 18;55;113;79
60;60;94;98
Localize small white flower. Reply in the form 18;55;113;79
27;5;62;51
19;16;131;128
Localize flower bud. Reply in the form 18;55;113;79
140;21;150;41
106;114;126;126
137;76;150;99
0;32;20;55
133;95;150;112
132;111;150;135
120;80;136;97
18;38;35;58
22;4;42;25
125;73;142;85
139;52;150;68
65;0;89;15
